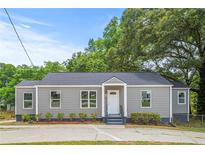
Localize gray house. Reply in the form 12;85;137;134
15;72;190;124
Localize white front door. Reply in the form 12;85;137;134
107;90;120;114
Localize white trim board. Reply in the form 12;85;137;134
16;86;36;88
15;87;17;115
17;84;174;88
36;85;102;88
187;89;190;121
103;83;127;86
128;85;172;88
102;76;125;84
36;86;38;115
172;88;190;89
169;86;172;123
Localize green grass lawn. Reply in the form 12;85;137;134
2;140;195;145
125;124;205;133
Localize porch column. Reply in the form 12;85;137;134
101;84;105;117
124;84;127;117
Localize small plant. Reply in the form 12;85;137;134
57;112;64;121
22;114;32;122
69;113;76;121
79;112;87;121
90;112;97;121
45;112;53;121
35;113;42;122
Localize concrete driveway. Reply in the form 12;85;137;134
0;124;205;144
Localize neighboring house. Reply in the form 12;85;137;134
15;72;190;124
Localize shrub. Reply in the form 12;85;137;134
130;112;160;125
35;113;42;122
22;114;32;122
79;112;87;121
57;112;64;121
90;113;97;121
69;113;76;121
45;112;53;121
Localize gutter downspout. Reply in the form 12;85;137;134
35;86;38;115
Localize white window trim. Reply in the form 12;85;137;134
177;91;186;105
80;90;97;109
23;92;33;109
140;90;152;108
50;90;61;109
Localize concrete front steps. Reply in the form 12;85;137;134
106;114;124;125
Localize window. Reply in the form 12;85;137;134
110;92;116;95
178;91;186;104
23;93;32;109
50;90;61;108
141;90;151;108
80;91;97;108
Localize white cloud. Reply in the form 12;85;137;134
21;24;31;29
0;19;83;66
0;11;52;27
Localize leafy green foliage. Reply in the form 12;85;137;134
22;114;32;122
131;112;161;125
35;113;42;122
90;112;97;121
45;112;53;121
79;112;87;121
69;113;76;121
57;112;64;121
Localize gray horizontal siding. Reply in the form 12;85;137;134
127;87;170;118
16;88;36;115
172;89;189;114
38;87;102;118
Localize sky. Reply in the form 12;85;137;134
0;8;124;66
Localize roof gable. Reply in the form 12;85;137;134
103;76;125;84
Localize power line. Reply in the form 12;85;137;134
3;8;34;66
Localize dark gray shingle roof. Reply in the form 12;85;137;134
16;80;39;86
36;72;172;85
166;78;189;88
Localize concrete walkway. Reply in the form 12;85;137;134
0;124;205;144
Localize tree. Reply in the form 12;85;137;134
0;61;67;108
65;51;108;72
0;63;16;88
0;63;16;108
118;9;205;113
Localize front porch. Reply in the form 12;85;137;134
101;77;127;124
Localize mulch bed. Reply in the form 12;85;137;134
32;121;103;124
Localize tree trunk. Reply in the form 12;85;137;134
197;61;205;114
